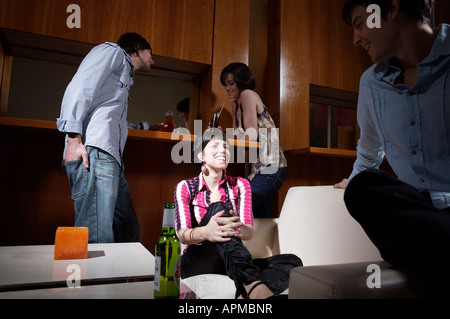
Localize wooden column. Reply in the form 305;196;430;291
208;0;250;131
279;0;372;151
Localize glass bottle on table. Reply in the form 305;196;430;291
154;202;181;299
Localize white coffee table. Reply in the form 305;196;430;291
0;242;155;293
0;281;155;299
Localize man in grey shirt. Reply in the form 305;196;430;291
57;33;154;243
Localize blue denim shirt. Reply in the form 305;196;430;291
57;42;134;166
349;24;450;209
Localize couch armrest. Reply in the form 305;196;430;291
243;218;279;259
278;186;381;265
288;261;419;299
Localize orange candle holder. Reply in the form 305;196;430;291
54;227;89;260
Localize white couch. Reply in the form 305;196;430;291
180;186;418;299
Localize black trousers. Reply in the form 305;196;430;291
181;202;302;296
344;169;450;297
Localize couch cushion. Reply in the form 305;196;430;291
180;274;236;299
243;218;279;258
288;261;419;299
278;186;382;266
180;274;289;299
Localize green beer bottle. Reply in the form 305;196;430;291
154;202;181;299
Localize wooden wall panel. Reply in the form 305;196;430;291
279;0;311;151
263;0;281;128
279;0;372;151
0;0;214;64
208;0;250;131
249;0;269;99
304;0;372;91
0;40;10;116
247;0;281;127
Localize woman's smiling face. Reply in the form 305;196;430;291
201;137;230;171
223;73;241;101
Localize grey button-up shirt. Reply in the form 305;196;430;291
57;42;134;166
349;24;450;209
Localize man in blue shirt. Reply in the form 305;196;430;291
336;0;450;296
57;33;154;243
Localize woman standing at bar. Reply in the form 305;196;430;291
220;63;287;218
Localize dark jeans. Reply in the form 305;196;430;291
344;169;450;297
181;202;302;296
251;167;286;218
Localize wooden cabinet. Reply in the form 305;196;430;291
0;0;214;64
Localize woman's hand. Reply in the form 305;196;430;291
203;210;244;243
179;211;249;244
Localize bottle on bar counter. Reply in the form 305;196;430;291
154;202;181;299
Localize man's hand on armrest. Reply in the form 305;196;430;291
334;178;348;189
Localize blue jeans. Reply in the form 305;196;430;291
250;167;286;218
64;147;140;243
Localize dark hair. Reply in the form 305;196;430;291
342;0;434;26
176;97;190;113
117;33;152;55
192;128;227;166
220;62;256;92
